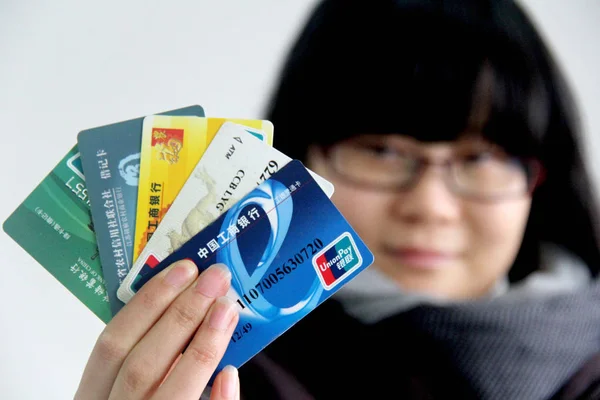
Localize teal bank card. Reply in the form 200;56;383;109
3;147;112;322
77;105;205;316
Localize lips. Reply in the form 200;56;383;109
383;246;457;270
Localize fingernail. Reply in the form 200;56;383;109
195;264;232;298
164;260;197;288
220;365;238;399
208;296;237;332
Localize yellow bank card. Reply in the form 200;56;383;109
133;115;274;262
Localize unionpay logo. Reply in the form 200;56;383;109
312;232;363;290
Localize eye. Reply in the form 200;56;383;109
461;150;494;164
352;138;413;160
361;143;398;157
337;135;417;168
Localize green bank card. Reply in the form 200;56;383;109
3;146;111;323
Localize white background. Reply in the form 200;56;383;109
0;1;598;398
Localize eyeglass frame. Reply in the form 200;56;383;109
319;142;546;203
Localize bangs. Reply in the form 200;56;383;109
269;2;550;161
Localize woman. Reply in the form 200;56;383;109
237;0;600;399
75;0;599;399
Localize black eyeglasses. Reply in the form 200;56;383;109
322;138;545;202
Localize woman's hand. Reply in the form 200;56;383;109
74;260;240;400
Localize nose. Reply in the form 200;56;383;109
390;164;461;224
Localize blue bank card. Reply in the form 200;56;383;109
77;105;205;316
132;159;374;376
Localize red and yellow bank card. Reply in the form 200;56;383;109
132;115;273;262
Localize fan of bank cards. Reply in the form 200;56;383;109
3;104;374;373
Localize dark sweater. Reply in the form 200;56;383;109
238;281;600;399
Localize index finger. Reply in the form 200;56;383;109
74;260;198;400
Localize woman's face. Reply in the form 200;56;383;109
307;134;534;299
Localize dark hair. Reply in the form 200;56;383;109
265;0;600;280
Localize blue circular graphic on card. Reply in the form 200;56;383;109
216;178;322;320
